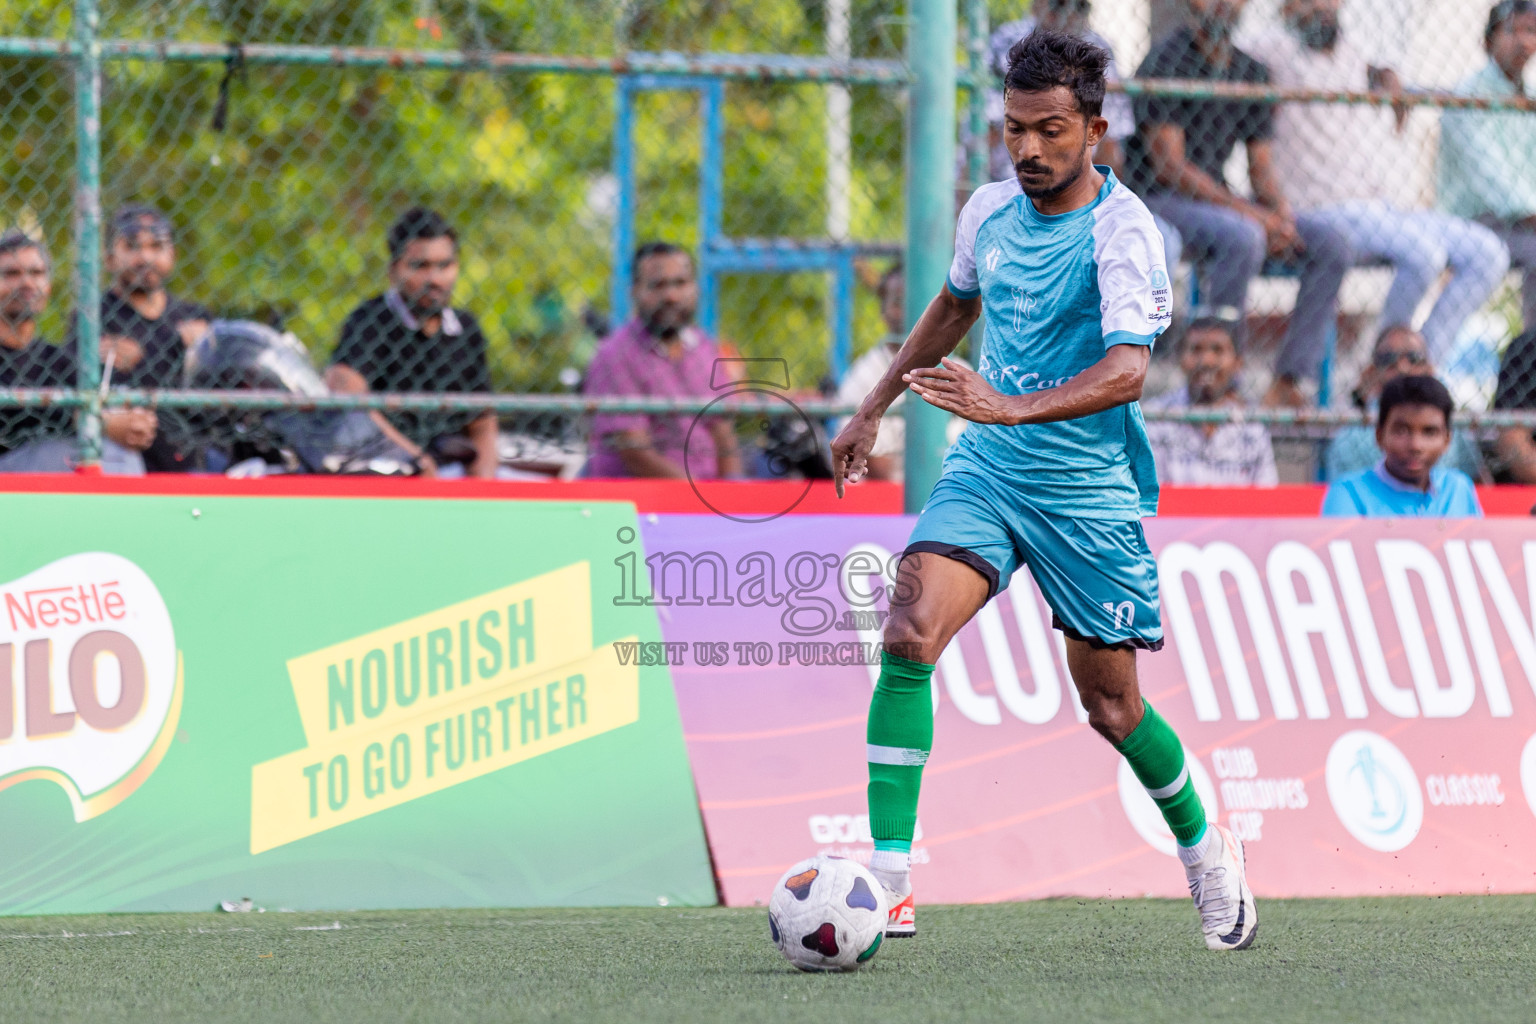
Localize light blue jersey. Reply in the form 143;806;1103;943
945;169;1171;520
1322;462;1483;518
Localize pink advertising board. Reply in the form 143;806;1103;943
635;515;1536;906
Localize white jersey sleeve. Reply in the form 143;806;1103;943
1092;192;1173;348
947;180;1019;299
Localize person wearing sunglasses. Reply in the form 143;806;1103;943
1441;1;1536;337
1323;325;1484;482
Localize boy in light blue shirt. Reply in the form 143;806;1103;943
1323;375;1483;517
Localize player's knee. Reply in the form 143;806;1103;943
882;614;941;665
1081;689;1140;745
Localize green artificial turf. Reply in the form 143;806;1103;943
3;897;1533;1023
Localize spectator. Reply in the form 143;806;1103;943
1489;324;1536;482
1324;325;1483;481
1124;0;1352;408
0;231;150;473
1144;313;1278;485
1440;0;1536;335
328;207;498;478
80;204;213;472
986;1;1183;268
1249;0;1509;377
99;206;211;384
1322;375;1481;516
583;242;742;479
0;231;75;466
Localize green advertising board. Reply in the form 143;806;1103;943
0;494;716;914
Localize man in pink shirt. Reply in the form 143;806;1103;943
584;243;742;478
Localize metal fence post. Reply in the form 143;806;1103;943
903;0;956;514
72;0;103;468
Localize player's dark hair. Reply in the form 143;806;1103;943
1003;29;1109;120
1378;374;1454;432
0;229;48;268
387;206;457;263
632;241;694;282
1487;0;1536;46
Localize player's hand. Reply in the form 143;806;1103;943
830;412;879;498
905;358;1015;425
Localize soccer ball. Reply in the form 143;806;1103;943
767;855;887;972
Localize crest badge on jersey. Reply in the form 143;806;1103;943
1149;266;1172;321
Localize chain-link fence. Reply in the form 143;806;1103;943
5;0;1536;486
977;0;1536;485
1;0;912;478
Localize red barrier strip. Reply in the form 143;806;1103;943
0;475;1531;517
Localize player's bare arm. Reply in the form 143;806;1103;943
829;286;980;496
905;343;1149;425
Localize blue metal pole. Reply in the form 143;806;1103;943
72;0;103;467
698;80;725;339
611;76;636;330
832;249;855;382
903;0;956;513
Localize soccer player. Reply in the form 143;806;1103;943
830;31;1257;951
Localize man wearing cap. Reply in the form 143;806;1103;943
327;206;499;478
79;203;214;471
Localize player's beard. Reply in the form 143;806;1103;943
1015;138;1090;200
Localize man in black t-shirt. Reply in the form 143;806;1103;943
1491;329;1536;482
0;231;76;460
327;207;498;478
0;231;154;472
72;205;214;471
1125;0;1351;407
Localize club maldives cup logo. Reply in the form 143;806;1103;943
0;553;182;820
1325;731;1424;853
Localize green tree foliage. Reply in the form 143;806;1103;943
0;0;907;393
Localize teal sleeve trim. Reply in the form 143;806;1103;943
1104;329;1160;349
946;275;981;300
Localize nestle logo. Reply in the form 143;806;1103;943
4;582;127;631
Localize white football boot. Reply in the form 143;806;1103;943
1186;824;1258;951
882;883;915;938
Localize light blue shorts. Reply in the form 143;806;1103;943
906;469;1163;650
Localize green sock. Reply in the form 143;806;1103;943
1115;699;1207;845
866;650;935;849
